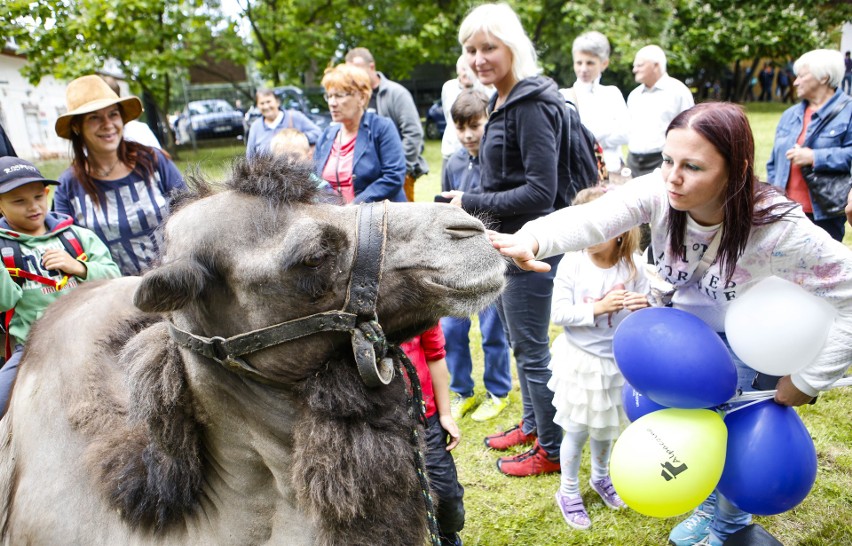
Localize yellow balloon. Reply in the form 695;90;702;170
610;408;727;518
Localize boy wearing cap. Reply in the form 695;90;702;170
0;157;120;415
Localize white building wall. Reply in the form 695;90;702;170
0;52;70;160
842;23;852;56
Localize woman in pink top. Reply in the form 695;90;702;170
313;64;407;203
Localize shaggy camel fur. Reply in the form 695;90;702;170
0;156;505;545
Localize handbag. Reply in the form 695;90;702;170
799;166;850;217
800;96;852;217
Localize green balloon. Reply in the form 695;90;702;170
610;408;727;518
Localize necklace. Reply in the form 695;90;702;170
92;157;120;178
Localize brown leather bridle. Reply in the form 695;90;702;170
168;201;394;388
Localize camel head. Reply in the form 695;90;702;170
133;155;505;386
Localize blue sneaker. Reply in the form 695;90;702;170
668;506;713;546
694;533;723;546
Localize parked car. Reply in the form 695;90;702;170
424;99;446;140
243;86;332;138
175;99;244;144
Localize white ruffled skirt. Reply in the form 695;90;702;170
548;333;625;441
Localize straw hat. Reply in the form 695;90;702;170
55;75;143;140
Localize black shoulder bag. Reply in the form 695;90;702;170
799;95;852;217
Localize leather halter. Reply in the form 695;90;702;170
168;201;395;388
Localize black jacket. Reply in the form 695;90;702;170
461;76;595;233
0;124;16;158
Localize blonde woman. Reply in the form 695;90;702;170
444;2;593;478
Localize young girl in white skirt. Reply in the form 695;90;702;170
549;186;650;530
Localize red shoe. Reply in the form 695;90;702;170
484;421;536;451
497;441;561;477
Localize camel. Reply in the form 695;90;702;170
0;156;506;545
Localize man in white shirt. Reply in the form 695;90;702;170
440;57;475;164
626;45;694;177
440;55;493;178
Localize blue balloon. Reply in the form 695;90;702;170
621;382;668;422
717;400;817;516
613;307;737;408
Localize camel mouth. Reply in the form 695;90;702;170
425;263;506;304
429;273;504;293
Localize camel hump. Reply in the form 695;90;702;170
0;277;165;540
21;276;146;380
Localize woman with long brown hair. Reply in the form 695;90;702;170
54;75;185;275
491;102;852;545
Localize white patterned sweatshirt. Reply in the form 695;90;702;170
520;172;852;397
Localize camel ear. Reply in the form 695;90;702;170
134;259;209;313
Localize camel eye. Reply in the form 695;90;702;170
301;253;326;269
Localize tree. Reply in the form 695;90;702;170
0;0;248;148
512;0;673;92
236;0;470;86
667;0;852;101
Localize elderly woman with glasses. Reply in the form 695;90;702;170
313;63;407;203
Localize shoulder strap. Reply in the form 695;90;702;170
59;229;86;261
54;229;87;291
803;95;852;149
692;226;724;281
0;238;25;286
561;87;579;111
0;238;23;361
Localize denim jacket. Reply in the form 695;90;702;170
766;90;852;220
314;111;407;203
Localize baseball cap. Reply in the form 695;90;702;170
0;157;59;194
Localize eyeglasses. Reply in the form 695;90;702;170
323;91;353;102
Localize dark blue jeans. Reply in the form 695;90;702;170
0;346;23;417
423;413;465;544
496;256;562;457
441;304;512;398
703;333;756;541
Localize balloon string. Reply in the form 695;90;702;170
721;398;771;415
720;376;852;413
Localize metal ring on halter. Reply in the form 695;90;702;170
351;326;394;387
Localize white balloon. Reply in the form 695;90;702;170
724;276;836;376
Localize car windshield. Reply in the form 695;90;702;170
189;101;234;115
275;91;303;111
304;90;326;112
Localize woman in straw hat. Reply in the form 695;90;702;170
54;75;185;276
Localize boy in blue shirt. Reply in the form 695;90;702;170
440;90;513;422
0;157;120;415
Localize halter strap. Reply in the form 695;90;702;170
168;310;358;384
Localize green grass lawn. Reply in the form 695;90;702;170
36;139;247;183
34;108;852;545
